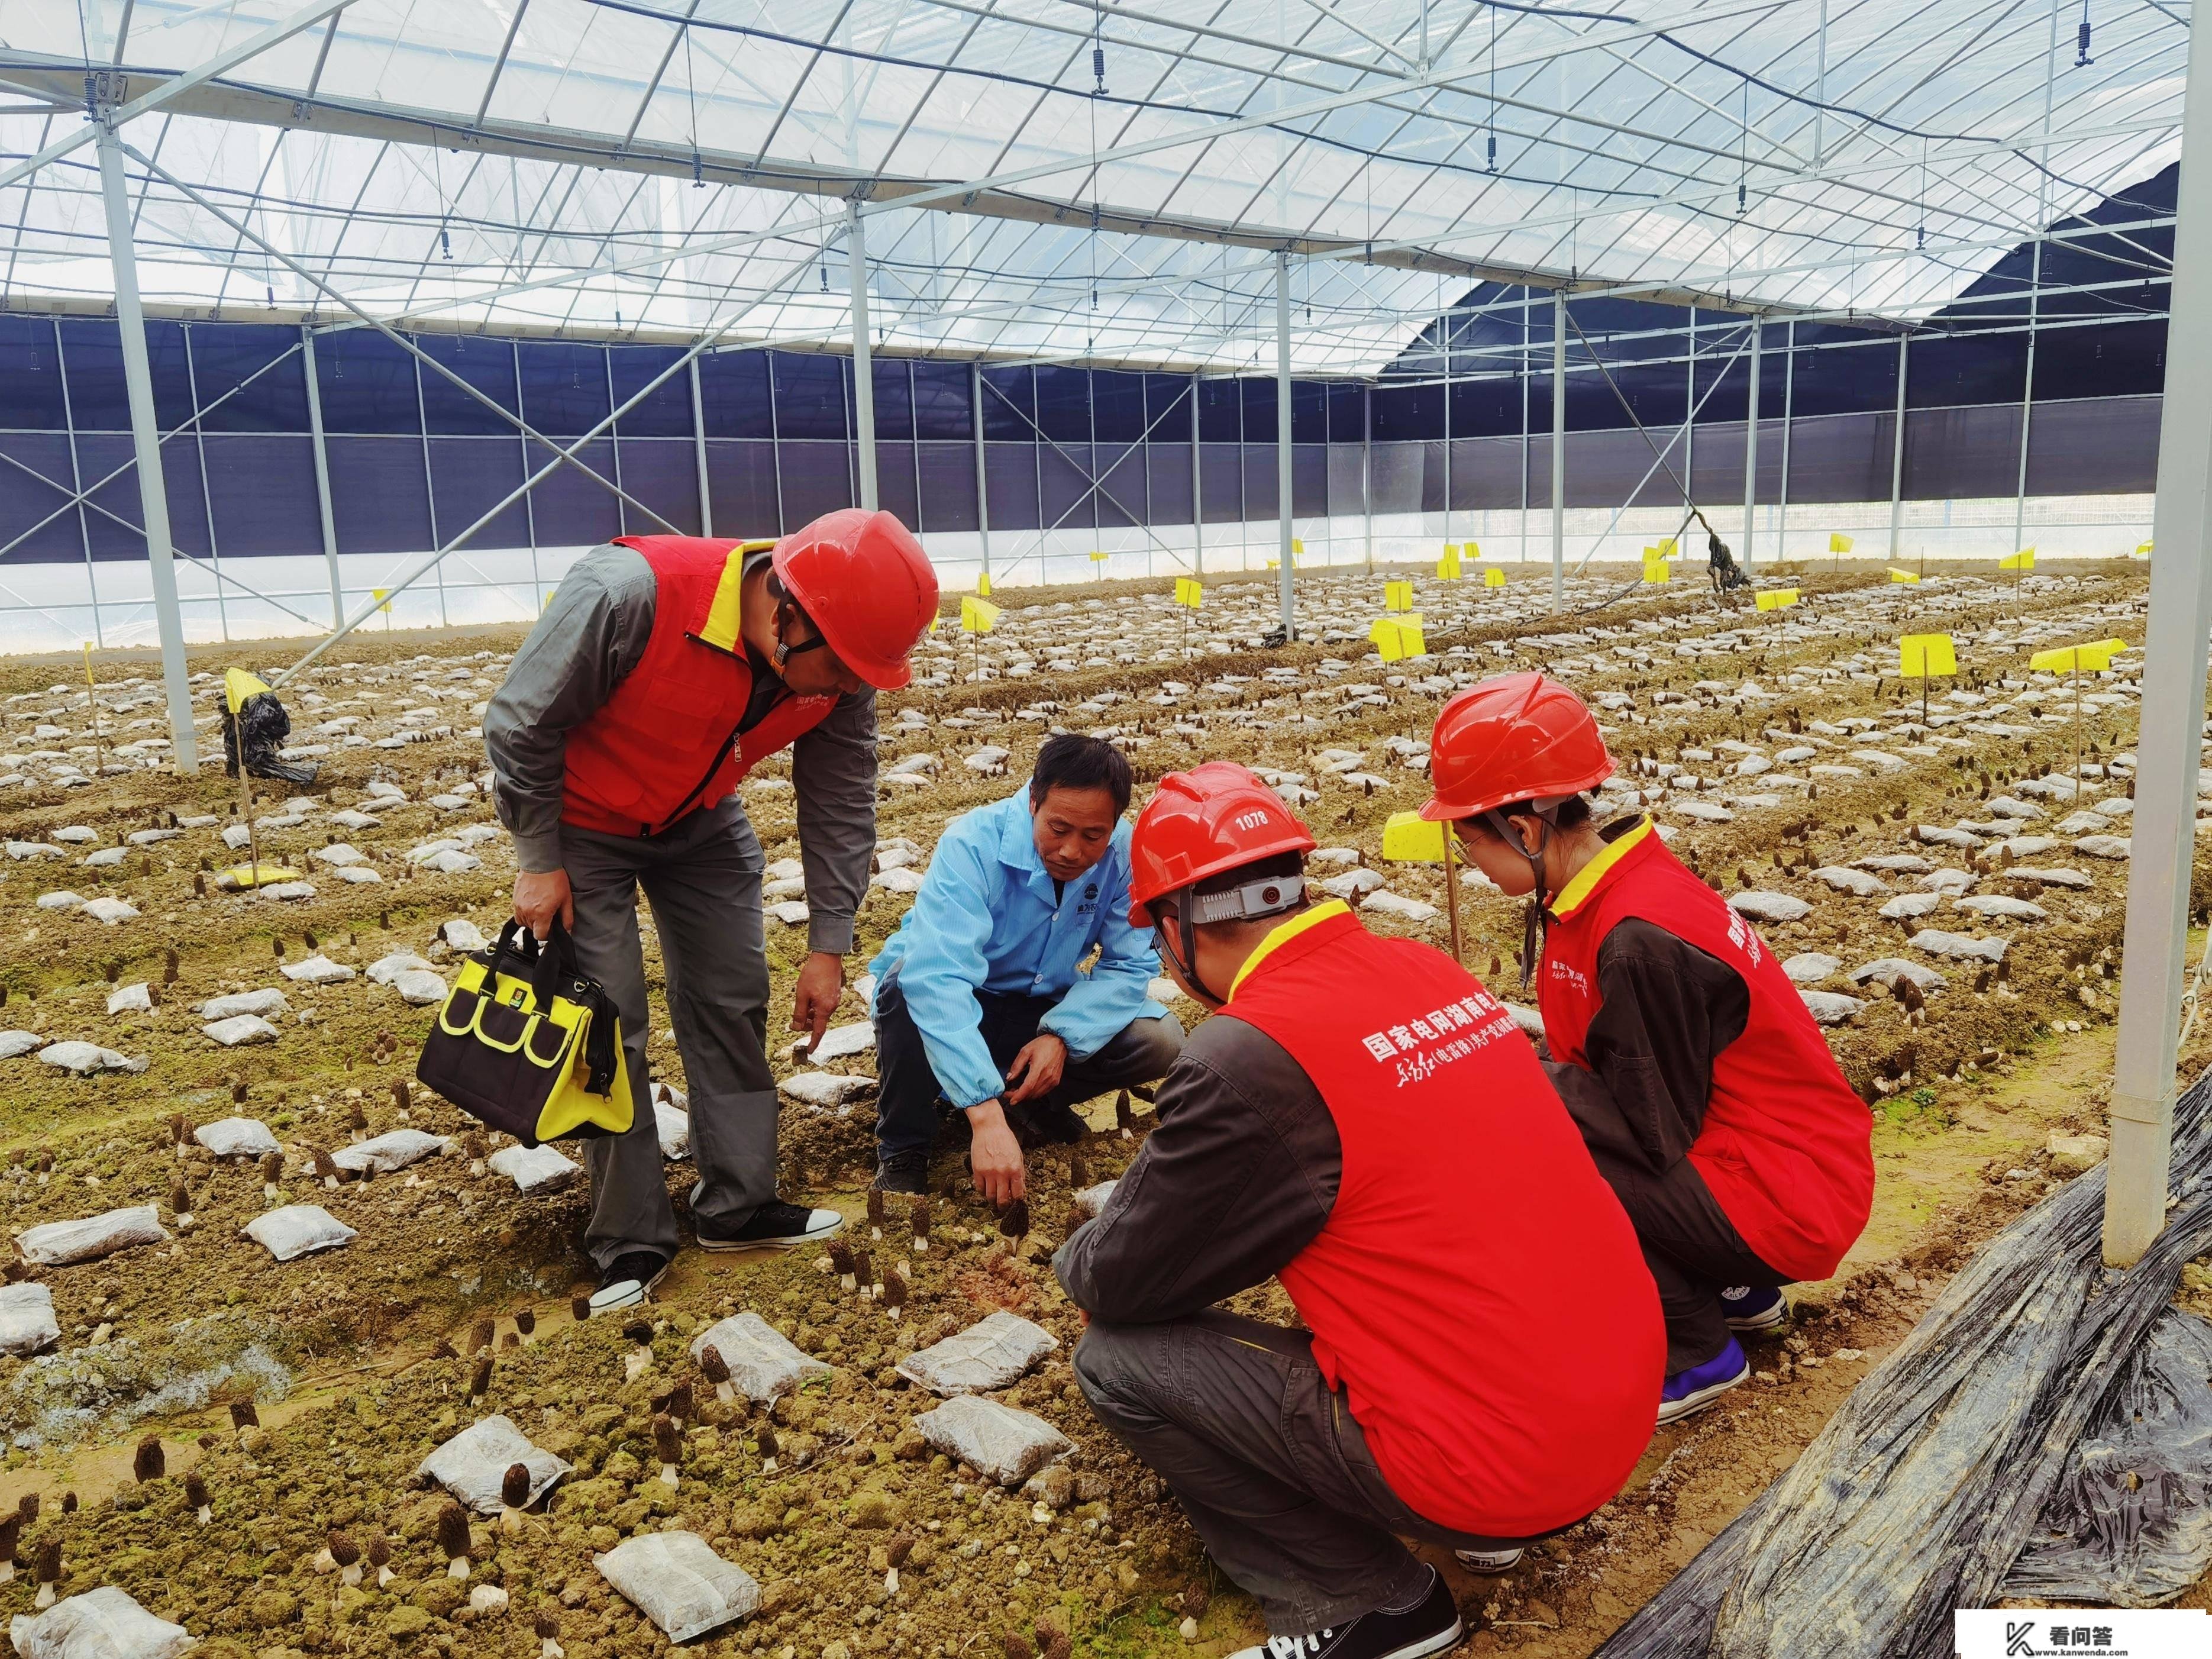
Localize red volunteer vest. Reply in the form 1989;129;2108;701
560;536;838;839
1225;903;1664;1539
1538;819;1874;1282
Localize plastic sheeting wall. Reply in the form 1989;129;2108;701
0;313;2166;570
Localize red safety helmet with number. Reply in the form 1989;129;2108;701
771;508;939;690
1126;761;1316;928
1419;672;1614;824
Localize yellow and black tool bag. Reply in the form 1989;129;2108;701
416;919;634;1145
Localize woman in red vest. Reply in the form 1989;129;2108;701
1421;673;1874;1424
1058;763;1661;1659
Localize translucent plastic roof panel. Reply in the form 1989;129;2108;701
0;0;2184;373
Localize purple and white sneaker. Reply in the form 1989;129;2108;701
1658;1337;1749;1425
1720;1284;1788;1333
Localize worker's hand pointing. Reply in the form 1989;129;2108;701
790;951;844;1054
513;869;573;942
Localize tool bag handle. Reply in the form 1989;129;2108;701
483;918;620;1098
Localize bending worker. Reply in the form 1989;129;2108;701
1423;673;1874;1423
1058;763;1661;1659
868;734;1182;1201
485;509;938;1315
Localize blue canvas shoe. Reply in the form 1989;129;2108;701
1719;1284;1788;1333
1658;1337;1750;1425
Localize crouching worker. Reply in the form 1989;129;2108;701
1055;763;1662;1659
868;734;1184;1202
1423;673;1874;1424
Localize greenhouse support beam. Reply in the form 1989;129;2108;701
94;118;196;772
1886;335;1908;562
1275;250;1295;638
299;324;343;627
1191;372;1203;574
1742;317;1761;564
689;357;713;537
2106;0;2212;1268
1551;291;1565;614
971;363;990;585
849;201;877;512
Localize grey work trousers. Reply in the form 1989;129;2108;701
1074;1309;1538;1636
561;798;779;1271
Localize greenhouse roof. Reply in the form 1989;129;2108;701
0;0;2185;373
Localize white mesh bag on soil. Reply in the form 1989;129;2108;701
1593;1071;2212;1659
332;1129;448;1174
896;1310;1058;1396
192;1118;280;1160
0;1282;59;1357
594;1530;760;1642
17;1206;169;1267
242;1205;357;1262
10;1586;195;1659
913;1395;1072;1486
486;1144;580;1194
417;1415;571;1514
686;1312;831;1404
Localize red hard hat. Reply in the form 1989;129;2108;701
1127;761;1317;927
1419;672;1613;822
771;508;939;690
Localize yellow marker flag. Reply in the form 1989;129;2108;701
1384;580;1413;612
215;863;305;891
1830;533;1855;554
1642;553;1671;585
2136;541;2153;558
960;596;1001;634
1381;811;1445;863
1755;588;1799;612
1656;537;1677;557
1436;549;1461;580
1998;548;2035;572
1484;567;1506;588
1464;541;1482;561
2029;638;2128;674
1898;633;1957;678
1370;618;1426;661
222;666;273;716
1292;538;1305;557
371;588;392;611
977;573;991;596
1088;550;1110;564
1174;577;1203;609
927;613;941;635
1888;567;1920;584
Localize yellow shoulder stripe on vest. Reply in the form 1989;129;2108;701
1550;815;1654;919
1228;899;1352;1002
696;548;750;654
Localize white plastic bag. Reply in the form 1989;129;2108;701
896;1310;1058;1396
594;1531;759;1642
913;1395;1073;1486
17;1206;169;1267
417;1415;570;1515
0;1282;59;1357
242;1205;357;1262
487;1144;580;1194
332;1129;448;1174
10;1586;195;1659
1072;1180;1119;1219
686;1312;831;1404
655;1099;691;1161
193;1118;280;1160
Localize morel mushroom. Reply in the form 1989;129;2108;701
700;1344;735;1406
369;1534;393;1587
260;1150;283;1202
330;1531;362;1588
756;1421;779;1474
909;1198;932;1253
437;1500;473;1579
535;1613;566;1659
33;1538;59;1609
881;1272;906;1322
132;1435;164;1482
185;1471;211;1525
169;1179;193;1231
828;1238;856;1292
653;1413;682;1489
499;1461;531;1535
0;1513;18;1583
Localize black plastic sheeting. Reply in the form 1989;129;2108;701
1595;1070;2212;1658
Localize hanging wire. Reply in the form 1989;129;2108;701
684;21;703;187
2075;0;2094;66
1736;82;1748;215
1486;4;1499;173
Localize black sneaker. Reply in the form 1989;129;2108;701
1229;1568;1461;1659
1016;1099;1090;1146
872;1151;931;1195
697;1201;843;1251
589;1250;670;1316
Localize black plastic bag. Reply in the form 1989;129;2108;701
1594;1071;2212;1658
221;668;318;785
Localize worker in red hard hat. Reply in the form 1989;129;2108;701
485;508;939;1315
1056;761;1662;1659
1422;672;1874;1425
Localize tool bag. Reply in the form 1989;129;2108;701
416;919;634;1145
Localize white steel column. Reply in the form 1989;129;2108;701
848;202;878;512
689;356;714;536
1778;320;1795;557
1190;371;1203;574
1742;316;1762;564
1275;250;1295;635
95;118;196;771
299;324;343;628
1362;390;1374;570
971;363;991;586
1551;291;1566;613
2014;235;2043;557
1886;335;1909;563
2104;0;2212;1266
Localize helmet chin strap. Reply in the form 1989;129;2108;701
1483;806;1559;990
770;601;827;669
1154;901;1223;1008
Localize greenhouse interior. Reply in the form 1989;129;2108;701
0;1;2208;1656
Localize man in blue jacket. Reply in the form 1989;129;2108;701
869;734;1183;1201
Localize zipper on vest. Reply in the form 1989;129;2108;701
651;721;745;838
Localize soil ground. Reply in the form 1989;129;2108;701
0;556;2197;1657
